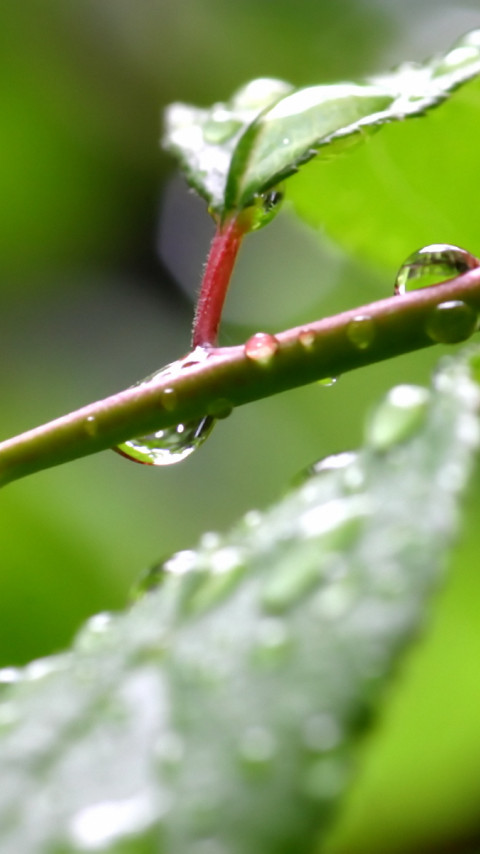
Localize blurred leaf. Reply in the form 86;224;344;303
164;30;480;219
0;349;479;853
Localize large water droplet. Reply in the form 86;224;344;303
367;384;431;451
115;347;215;466
394;244;480;295
346;315;375;350
318;377;337;388
117;416;215;466
244;332;279;365
426;300;478;344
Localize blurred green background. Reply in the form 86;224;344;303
1;1;480;851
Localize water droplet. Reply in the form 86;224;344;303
115;347;215;466
0;667;21;687
435;45;480;75
261;559;322;614
163;550;198;576
184;549;245;615
160;387;177;411
244;332;279;365
243;509;262;528
239;726;276;775
296;452;357;485
203;117;242;144
116;415;215;466
70;793;159;850
394;244;480;295
247;188;284;231
426;300;478;344
25;656;67;681
367;384;431;451
299;328;316;349
433;31;480;76
318;377;337;387
85;415;97;437
312;452;358;474
346;315;375;350
84;613;112;635
199;531;222;551
298;496;369;543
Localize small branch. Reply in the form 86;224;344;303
1;268;480;487
192;214;246;347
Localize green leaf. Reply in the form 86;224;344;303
164;30;480;219
287;66;480;271
0;350;479;853
164;78;294;213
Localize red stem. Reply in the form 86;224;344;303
192;215;246;348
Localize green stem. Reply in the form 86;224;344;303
2;269;480;486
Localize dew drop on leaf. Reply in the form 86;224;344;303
318;377;337;387
346;315;375;350
244;332;279;364
425;300;478;344
393;243;480;295
367;384;431;451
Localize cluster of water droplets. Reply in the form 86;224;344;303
115;347;216;466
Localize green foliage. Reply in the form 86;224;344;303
0;350;478;853
289;73;480;269
164;30;480;220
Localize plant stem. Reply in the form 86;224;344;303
192;214;246;347
2;268;480;487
